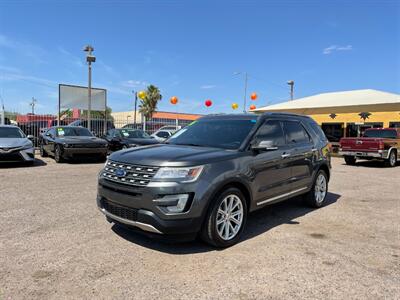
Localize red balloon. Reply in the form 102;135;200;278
250;92;258;100
205;99;212;107
249;104;256;110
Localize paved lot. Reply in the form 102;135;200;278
0;157;399;299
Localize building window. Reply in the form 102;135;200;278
389;122;400;128
321;123;344;142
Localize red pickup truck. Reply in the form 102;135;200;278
339;128;399;167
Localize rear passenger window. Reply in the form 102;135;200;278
308;121;328;142
253;120;285;146
283;121;311;144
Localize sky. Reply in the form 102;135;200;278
0;0;399;115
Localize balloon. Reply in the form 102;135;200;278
249;104;256;110
170;96;178;105
250;92;258;100
205;99;212;107
138;90;146;99
231;103;239;110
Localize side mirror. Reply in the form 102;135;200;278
252;140;278;151
27;135;34;140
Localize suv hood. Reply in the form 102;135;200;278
124;138;159;145
0;138;31;148
109;144;240;167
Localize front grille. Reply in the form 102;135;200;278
0;147;21;154
72;144;101;148
101;160;159;187
101;199;138;221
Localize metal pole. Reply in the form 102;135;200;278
243;72;248;113
133;91;137;128
58;85;61;126
287;80;294;101
104;90;107;136
88;62;92;132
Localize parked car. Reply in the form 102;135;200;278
157;125;181;131
103;128;159;152
339;128;399;167
151;129;175;141
39;126;108;163
97;113;331;248
0;125;35;164
68;119;115;137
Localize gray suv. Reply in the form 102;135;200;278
97;113;331;247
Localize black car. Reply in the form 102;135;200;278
40;126;108;163
103;128;159;152
97;113;331;248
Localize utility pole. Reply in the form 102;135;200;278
287;80;294;100
83;45;96;132
30;97;37;114
233;72;249;113
133;90;138;128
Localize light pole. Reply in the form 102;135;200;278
132;90;138;128
29;97;37;114
233;72;248;113
83;45;96;132
287;80;294;100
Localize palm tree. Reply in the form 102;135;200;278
139;85;162;119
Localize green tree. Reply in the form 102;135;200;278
139;85;162;119
61;107;114;121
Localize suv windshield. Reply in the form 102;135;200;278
364;129;397;139
118;129;150;138
167;119;257;149
0;127;25;138
56;127;93;137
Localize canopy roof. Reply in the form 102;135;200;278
254;89;400;114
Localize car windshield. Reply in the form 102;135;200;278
56;127;93;137
0;127;25;138
118;129;150;138
167;119;257;149
363;129;397;139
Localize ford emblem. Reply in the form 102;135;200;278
115;168;127;177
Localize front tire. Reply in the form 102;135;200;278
54;145;64;163
344;156;356;165
385;150;397;167
304;170;328;208
201;187;247;248
40;144;48;157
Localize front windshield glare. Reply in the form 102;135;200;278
56;127;93;137
0;127;25;138
168;119;257;149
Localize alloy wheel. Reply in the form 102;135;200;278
314;173;327;204
216;194;244;241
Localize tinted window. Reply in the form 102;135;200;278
56;127;93;137
156;131;170;138
0;127;25;138
283;121;311;144
168;119;257;150
309;121;328;142
119;129;150;138
364;129;397;139
253;120;285;146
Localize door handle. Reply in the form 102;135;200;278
281;153;291;159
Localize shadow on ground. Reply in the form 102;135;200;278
341;160;399;168
111;192;341;255
0;158;47;169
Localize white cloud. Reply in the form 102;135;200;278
323;45;353;55
0;34;46;63
200;84;217;89
120;80;149;88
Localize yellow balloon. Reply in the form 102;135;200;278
231;103;239;110
138;90;146;99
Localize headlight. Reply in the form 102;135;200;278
153;166;204;182
21;143;33;150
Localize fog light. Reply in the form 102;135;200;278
154;194;190;213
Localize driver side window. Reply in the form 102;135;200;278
253;120;286;146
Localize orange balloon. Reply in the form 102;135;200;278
170;96;178;105
250;92;258;100
249;104;256;110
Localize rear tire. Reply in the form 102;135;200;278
200;187;247;248
385;150;397;167
304;170;328;208
54;145;64;163
344;156;356;165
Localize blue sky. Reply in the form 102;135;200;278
0;0;399;115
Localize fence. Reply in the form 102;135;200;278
0;110;197;147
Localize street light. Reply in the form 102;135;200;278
233;72;248;113
83;45;96;131
287;80;294;100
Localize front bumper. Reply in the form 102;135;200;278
96;178;209;236
339;150;388;159
63;147;107;157
0;147;35;162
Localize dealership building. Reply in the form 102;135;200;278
254;89;400;143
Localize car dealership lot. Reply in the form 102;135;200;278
0;157;399;299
